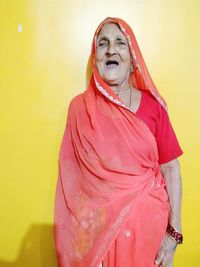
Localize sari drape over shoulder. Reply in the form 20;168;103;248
54;17;169;267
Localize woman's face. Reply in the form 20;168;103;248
95;23;132;87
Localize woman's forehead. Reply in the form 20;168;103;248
97;23;126;40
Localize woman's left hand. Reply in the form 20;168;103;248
155;234;177;267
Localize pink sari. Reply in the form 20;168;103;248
54;17;170;267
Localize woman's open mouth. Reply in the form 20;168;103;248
105;60;119;69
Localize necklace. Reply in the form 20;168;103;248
129;87;132;108
115;87;130;96
114;86;133;108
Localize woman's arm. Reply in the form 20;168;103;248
155;158;182;267
161;158;182;231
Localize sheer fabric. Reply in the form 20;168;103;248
54;17;171;267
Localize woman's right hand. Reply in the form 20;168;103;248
155;234;177;267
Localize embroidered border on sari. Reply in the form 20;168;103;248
91;202;132;267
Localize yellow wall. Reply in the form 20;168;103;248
0;0;199;266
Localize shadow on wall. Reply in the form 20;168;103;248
0;224;57;267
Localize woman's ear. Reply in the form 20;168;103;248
130;65;134;73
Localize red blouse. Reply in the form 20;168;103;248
136;91;183;164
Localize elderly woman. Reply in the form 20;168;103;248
54;17;183;267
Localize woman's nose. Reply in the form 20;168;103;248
106;43;117;55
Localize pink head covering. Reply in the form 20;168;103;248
91;17;167;111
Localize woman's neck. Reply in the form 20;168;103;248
110;82;130;95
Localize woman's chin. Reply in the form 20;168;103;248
102;75;119;86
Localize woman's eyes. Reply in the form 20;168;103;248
118;41;126;45
98;41;126;47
